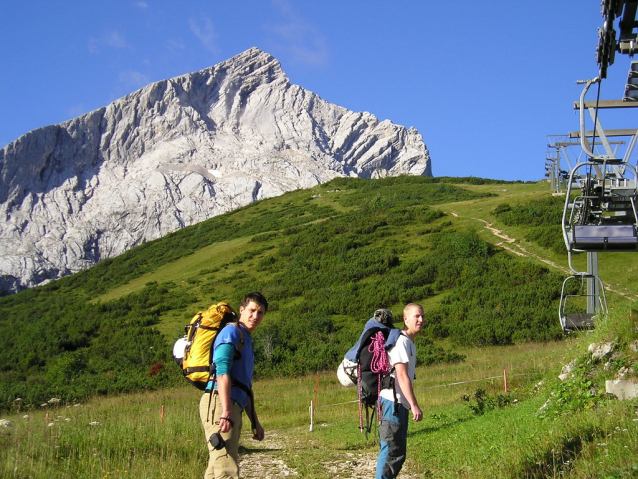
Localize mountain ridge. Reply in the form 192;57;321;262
0;47;431;294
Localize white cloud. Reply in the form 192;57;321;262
66;104;88;119
167;38;187;54
135;2;149;8
88;30;130;54
270;21;328;66
119;70;150;91
189;17;218;54
269;0;329;67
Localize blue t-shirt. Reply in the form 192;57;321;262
208;323;253;409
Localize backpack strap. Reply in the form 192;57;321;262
206;323;254;427
228;322;244;357
363;403;376;439
230;378;258;432
229;324;255;430
205;378;258;431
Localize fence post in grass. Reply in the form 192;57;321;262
161;405;165;424
503;370;508;394
309;373;319;432
309;400;314;432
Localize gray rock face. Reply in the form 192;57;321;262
0;47;431;294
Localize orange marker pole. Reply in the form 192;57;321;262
313;374;320;409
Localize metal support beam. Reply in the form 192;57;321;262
587;253;600;315
569;129;638;138
574;100;638;109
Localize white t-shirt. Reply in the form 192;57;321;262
379;332;416;409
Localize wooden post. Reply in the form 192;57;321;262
161;405;165;423
503;370;508;394
309;373;319;432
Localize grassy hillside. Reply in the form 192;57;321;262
0;176;635;411
1;176;638;477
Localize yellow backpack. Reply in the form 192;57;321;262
173;301;242;390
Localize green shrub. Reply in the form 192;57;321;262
461;388;515;415
493;196;566;255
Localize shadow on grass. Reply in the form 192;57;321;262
240;446;284;454
513;425;603;478
410;413;475;438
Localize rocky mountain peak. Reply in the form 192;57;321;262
0;47;431;295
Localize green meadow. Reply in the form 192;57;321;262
1;176;638;477
1;331;637;478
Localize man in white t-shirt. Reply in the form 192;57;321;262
376;303;424;479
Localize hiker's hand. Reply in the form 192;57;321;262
218;413;234;433
252;423;265;441
411;405;423;422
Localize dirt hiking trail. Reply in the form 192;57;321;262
449;211;637;301
240;429;420;478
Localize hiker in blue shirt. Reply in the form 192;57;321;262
199;292;268;479
376;303;424;479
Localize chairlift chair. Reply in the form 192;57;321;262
558;74;638;332
559;273;608;332
562;160;638;258
560;160;634;332
562;77;638;262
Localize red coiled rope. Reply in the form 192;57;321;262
358;331;390;431
370;331;390;425
369;331;390;376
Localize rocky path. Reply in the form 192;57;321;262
239;431;299;478
472;216;571;275
239;430;421;478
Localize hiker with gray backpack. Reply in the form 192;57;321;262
338;304;424;479
376;303;424;479
338;308;402;436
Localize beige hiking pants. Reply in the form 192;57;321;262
199;391;244;479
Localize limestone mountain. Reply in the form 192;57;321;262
0;47;431;295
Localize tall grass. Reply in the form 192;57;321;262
0;387;205;479
6;338;635;479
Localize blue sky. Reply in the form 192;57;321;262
1;1;636;181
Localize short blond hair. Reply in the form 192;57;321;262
403;303;424;317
